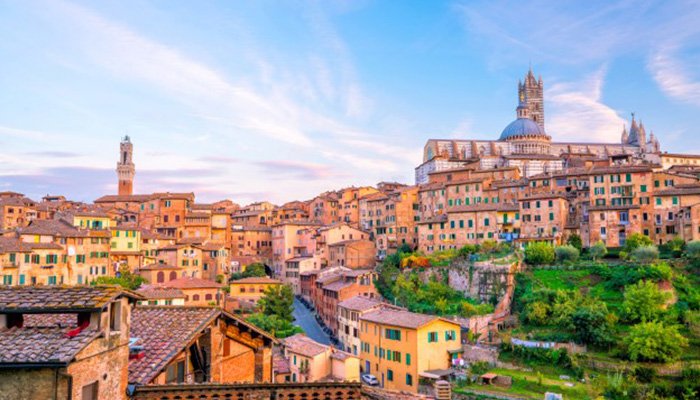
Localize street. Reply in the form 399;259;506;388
292;297;332;345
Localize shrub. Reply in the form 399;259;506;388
642;262;673;282
458;244;478;257
624;233;653;253
566;233;583;251
555;245;580;263
630;245;660;262
625;321;688;362
480;240;498;254
686;241;700;259
632;366;657;383
469;360;490;375
589;240;608;261
524;242;555;266
526;301;551;325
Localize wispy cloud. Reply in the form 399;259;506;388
254;160;334;180
547;66;625;142
648;45;700;108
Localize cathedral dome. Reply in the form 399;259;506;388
499;117;546;141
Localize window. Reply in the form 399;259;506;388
406;374;413;386
110;302;121;333
656;198;662;206
157;272;165;283
428;332;438;342
193;294;200;301
385;328;401;340
445;330;456;341
387;369;394;382
166;361;185;383
81;381;98;400
406;353;411;365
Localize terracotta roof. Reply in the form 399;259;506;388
519;193;568;201
23;313;77;327
327;239;370;247
0;326;99;366
447;204;500;213
286;256;313;263
330;350;355;361
136;286;185;299
588;204;641;211
129;306;220;384
0;237;31;254
273;349;291;374
282;334;329;358
360;309;451;330
323;281;353;292
337;296;381;312
230;277;280;285
654;186;700;196
138;263;181;271
0;285;143;313
19;219;90;237
159;277;223;290
94;194;152;203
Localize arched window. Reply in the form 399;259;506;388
157;271;165;283
193;294;200;301
205;294;212;301
169;271;177;281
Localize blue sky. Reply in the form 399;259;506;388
1;0;699;204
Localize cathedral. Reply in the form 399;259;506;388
415;70;662;184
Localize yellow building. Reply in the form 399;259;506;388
70;211;114;230
359;309;462;392
229;276;281;305
110;227;141;270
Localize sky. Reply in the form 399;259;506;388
1;0;699;205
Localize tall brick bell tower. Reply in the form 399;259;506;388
117;136;135;196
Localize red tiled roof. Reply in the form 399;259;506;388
337;296;381;312
129;307;220;384
282;334;329;358
230;277;280;285
360;309;455;330
0;285;143;313
159;277;223;290
136;286;185;299
0;326;99;365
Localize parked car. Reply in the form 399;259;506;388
361;374;379;386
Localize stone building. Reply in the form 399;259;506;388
416;70;662;184
0;286;142;400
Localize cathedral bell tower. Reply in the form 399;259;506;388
117;136;135;196
518;68;545;130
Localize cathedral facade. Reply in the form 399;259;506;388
415;70;662;184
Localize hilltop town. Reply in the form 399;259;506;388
2;71;700;400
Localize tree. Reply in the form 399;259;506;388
246;313;304;338
526;301;551;325
630;245;660;262
93;267;147;290
686;241;700;259
589;241;608;261
571;301;612;345
624;233;653;253
566;233;583;251
622;280;670;322
258;284;295;322
524;242;555;266
244;262;267;277
555;245;580;263
460;301;477;317
625;321;688;362
396;243;413;254
230;262;268;281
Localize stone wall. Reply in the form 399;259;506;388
446;260;514;302
0;368;70;400
362;386;433;400
130;382;362;400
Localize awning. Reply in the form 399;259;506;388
419;369;454;379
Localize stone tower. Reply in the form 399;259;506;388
518;69;545;130
117;136;135;196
